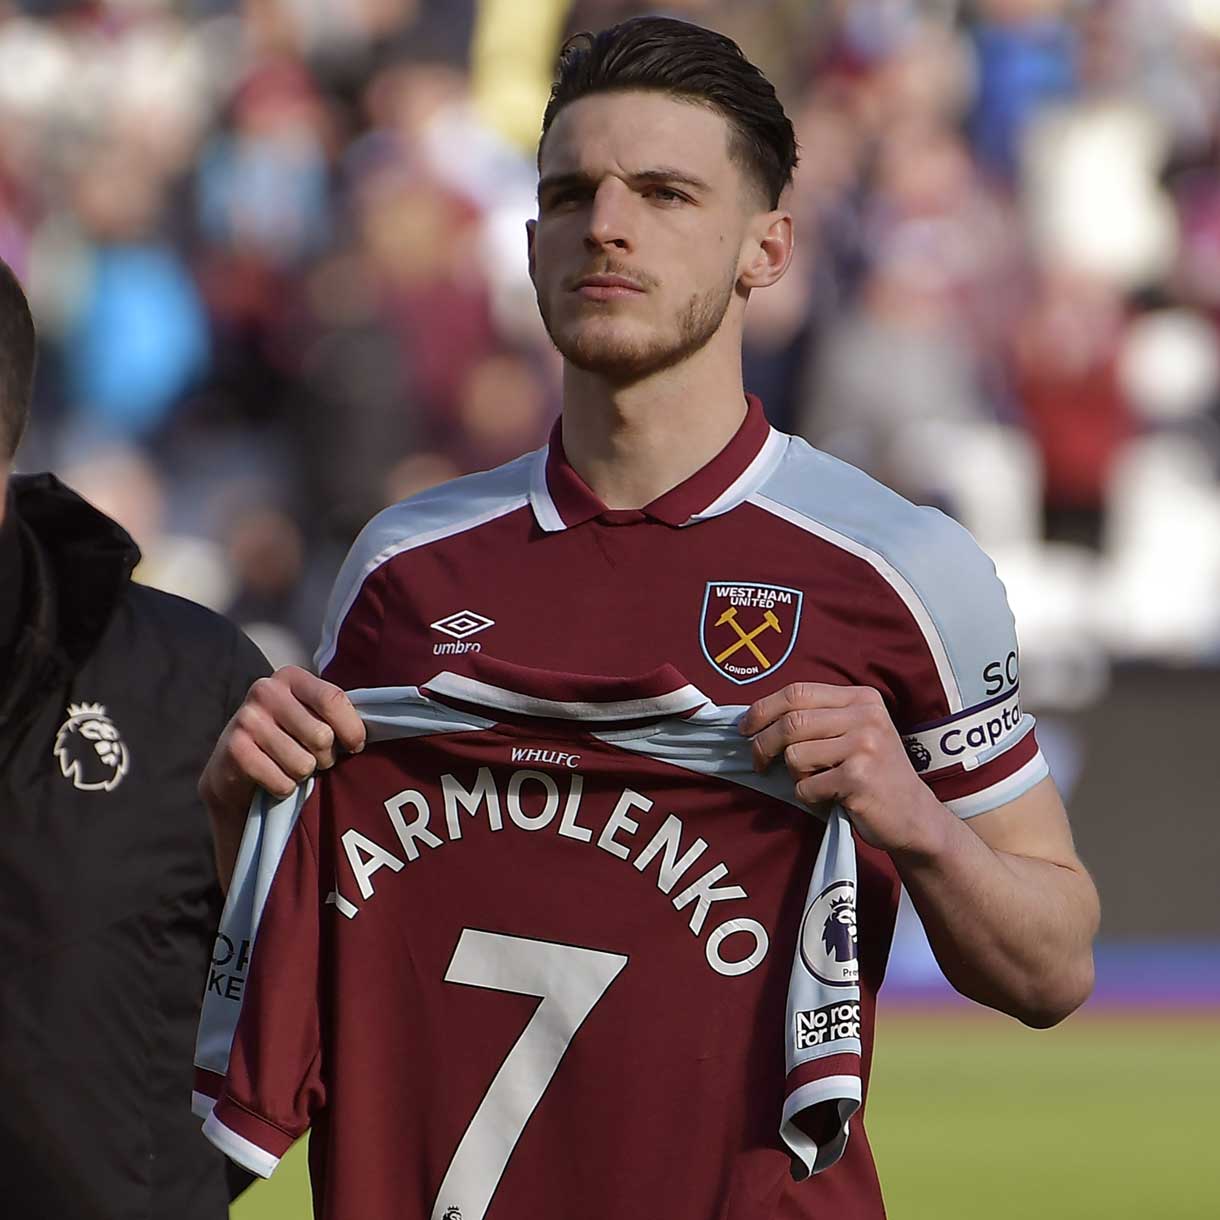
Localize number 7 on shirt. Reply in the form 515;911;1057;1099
431;929;629;1220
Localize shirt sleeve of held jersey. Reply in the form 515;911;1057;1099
193;780;315;1120
200;788;326;1178
781;808;862;1179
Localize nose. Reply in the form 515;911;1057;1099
583;178;633;254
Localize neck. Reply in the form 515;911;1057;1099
559;338;747;509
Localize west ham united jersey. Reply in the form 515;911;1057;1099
195;661;871;1219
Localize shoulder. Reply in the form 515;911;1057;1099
316;452;537;674
123;583;251;648
754;438;1016;711
755;437;991;582
340;452;536;576
119;584;270;691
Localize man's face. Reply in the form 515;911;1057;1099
530;91;760;383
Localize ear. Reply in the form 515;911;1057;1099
738;210;794;291
526;218;537;285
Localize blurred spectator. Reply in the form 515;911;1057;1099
797;228;993;507
196;63;334;267
969;0;1078;181
62;236;209;442
1009;270;1133;548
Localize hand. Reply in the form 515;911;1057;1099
739;682;944;856
199;667;365;811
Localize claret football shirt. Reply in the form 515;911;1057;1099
196;660;870;1219
295;394;1048;1215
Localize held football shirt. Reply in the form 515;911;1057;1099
194;660;894;1220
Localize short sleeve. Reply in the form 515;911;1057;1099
883;510;1049;818
312;510;395;686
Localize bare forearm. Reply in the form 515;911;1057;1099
892;798;1099;1026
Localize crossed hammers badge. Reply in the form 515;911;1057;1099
700;582;803;685
714;606;782;668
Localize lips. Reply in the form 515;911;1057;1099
572;274;646;301
575;274;643;291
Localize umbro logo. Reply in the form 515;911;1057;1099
431;610;494;655
431;610;495;639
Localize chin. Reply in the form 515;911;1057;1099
540;273;734;384
559;328;673;381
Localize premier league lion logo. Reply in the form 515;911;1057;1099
800;880;859;987
904;737;932;772
822;893;858;964
54;703;129;792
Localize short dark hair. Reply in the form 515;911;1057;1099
540;16;798;208
0;258;35;461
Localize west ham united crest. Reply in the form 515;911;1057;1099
699;582;803;685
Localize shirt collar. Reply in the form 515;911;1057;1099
529;393;787;533
422;654;710;723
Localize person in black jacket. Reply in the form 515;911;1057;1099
0;261;270;1217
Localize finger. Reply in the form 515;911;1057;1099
235;708;322;788
739;682;863;737
251;674;347;765
795;766;848;809
749;707;858;772
205;716;313;804
278;668;365;754
225;734;304;801
781;735;854;779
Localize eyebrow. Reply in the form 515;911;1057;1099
537;167;712;199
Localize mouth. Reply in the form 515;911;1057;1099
571;274;647;301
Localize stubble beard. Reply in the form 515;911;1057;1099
538;272;738;385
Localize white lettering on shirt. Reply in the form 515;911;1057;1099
443;768;503;838
713;585;793;608
334;769;770;976
509;746;582;768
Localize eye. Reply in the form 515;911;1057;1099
543;186;591;211
646;186;687;205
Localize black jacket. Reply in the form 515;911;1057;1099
0;474;269;1220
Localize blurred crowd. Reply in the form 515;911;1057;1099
5;0;1220;701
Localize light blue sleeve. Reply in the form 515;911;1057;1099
192;780;313;1116
753;440;1047;811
